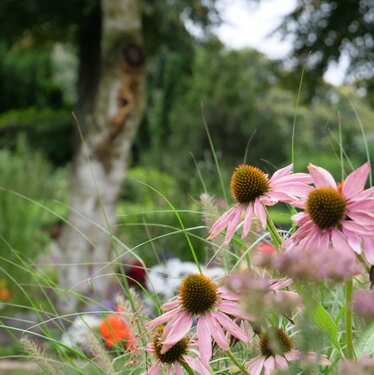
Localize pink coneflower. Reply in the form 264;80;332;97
145;326;212;375
146;273;253;365
207;164;312;244
246;327;330;375
224;272;301;318
283;162;374;255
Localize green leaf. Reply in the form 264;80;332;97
355;322;374;357
312;303;342;352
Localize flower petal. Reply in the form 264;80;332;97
205;311;229;350
246;356;265;375
254;198;266;229
264;356;276;375
207;204;241;241
342;162;370;198
174;363;183;375
147;360;162;375
183;356;211;375
217;286;240;301
224;204;244;245
274;355;288;371
331;228;354;254
241;203;254;239
197;315;212;365
270;164;293;180
216;301;255;321
161;311;193;353
146;306;181;328
308;164;337;189
346;210;374;226
210;311;248;342
161;299;181;311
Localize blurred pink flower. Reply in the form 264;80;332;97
353;289;374;319
257;246;363;282
283;162;374;256
146;273;254;365
246;327;331;375
207;164;312;244
339;356;374;375
145;326;212;375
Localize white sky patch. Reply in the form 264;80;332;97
216;0;347;85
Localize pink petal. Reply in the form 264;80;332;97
265;191;296;203
364;237;374;264
270;164;293;180
348;198;374;211
174;363;183;375
331;228;354;254
342;220;374;237
216;301;255;321
264;356;276;375
308;164;337;189
183;356;211;375
346;210;374;226
224;204;244;245
284;350;300;361
197;316;212;366
269;278;292;290
207;204;241;240
342;162;370;198
246;356;265;375
210;311;248;342
242;203;254;239
343;228;362;254
274;355;288;371
217;286;240;301
205;311;229;350
270;182;313;197
271;172;313;185
254;198;266;229
146;306;181;328
147;360;162;375
167;366;173;375
161;311;193;353
292;212;308;226
161;299;181;311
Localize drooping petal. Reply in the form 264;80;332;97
342;162;371;198
284;350;300;361
205;311;229;350
347;197;374;211
216;301;255;321
146;360;162;375
146;306;181;328
183;356;211;375
246;356;265;375
342;228;362;254
342;221;374;237
264;356;276;375
346;210;374;227
161;299;181;311
161;311;193;353
254;198;266;229
217;286;240;301
224;204;244;245
270;182;313;197
242;203;254;239
167;366;173;375
274;355;288;371
364;237;374;264
207;204;241;240
331;228;354;254
269;278;292;290
174;363;183;375
308;164;337;189
210;311;248;342
291;212;308;226
197;315;212;366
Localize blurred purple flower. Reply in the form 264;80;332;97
339;356;374;375
353;290;374;319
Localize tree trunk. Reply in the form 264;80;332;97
56;0;145;309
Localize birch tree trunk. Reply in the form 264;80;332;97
56;0;145;309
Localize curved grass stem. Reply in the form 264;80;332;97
226;349;250;375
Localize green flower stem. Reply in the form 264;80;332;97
265;209;283;248
345;279;355;359
181;361;196;375
225;349;251;375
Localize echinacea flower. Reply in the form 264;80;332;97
246;327;330;375
207;164;312;244
146;273;253;365
257;246;363;282
100;314;135;349
145;326;212;375
283;162;374;255
224;272;301;318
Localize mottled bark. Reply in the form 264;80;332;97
57;0;145;308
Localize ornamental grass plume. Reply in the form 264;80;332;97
246;327;330;375
146;273;254;365
207;164;312;244
257;246;363;282
283;162;374;255
352;289;374;319
145;326;212;375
